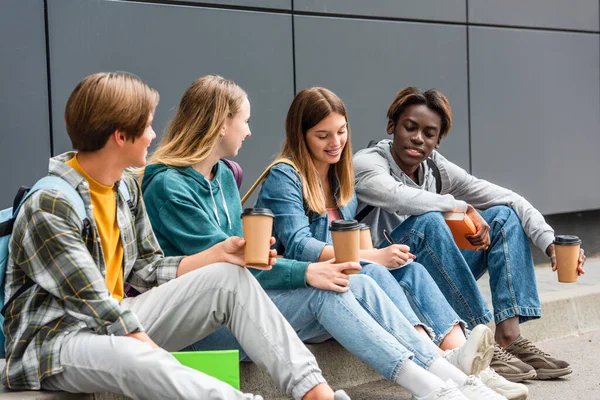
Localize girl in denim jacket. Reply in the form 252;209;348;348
142;75;505;400
255;87;526;400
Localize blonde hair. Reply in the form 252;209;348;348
278;87;354;215
149;75;247;167
65;72;159;151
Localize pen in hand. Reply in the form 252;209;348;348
382;229;416;265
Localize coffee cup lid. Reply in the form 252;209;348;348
358;223;370;230
554;235;581;245
330;219;359;232
241;208;274;217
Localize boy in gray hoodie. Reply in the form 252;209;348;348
353;87;586;384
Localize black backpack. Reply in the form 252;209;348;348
355;140;441;222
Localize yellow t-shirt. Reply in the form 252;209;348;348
66;156;125;302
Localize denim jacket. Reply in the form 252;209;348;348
255;163;358;263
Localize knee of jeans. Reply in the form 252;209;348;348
487;205;518;225
361;262;391;281
413;211;446;225
348;273;379;297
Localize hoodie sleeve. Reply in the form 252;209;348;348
353;147;468;216
433;152;555;253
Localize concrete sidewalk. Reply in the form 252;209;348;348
1;259;598;399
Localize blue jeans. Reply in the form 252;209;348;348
188;274;439;381
381;206;541;327
359;261;465;346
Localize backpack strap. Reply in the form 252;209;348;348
221;158;243;190
241;159;298;206
356;157;442;222
426;158;442;195
1;176;87;316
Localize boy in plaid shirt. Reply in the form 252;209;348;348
2;72;346;400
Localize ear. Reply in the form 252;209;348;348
113;130;128;147
386;119;395;135
435;135;442;149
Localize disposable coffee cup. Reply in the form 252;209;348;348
554;235;582;283
358;223;374;250
241;208;274;267
330;219;360;275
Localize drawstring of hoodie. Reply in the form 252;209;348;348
215;178;232;229
204;176;232;230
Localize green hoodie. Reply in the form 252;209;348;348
142;161;309;289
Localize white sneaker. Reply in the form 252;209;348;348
412;380;469;400
443;325;494;375
478;367;528;400
459;376;508;399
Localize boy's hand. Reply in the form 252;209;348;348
546;243;586;276
221;236;276;270
306;259;361;292
127;331;159;349
465;205;491;251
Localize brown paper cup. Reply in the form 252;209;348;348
330;219;360;275
241;208;274;267
554;235;581;283
358;223;374;250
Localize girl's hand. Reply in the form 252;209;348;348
361;245;415;269
221;236;277;270
306;259;361;292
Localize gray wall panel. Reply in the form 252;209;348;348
295;16;470;170
176;0;290;10
0;0;51;205
295;0;466;23
468;0;599;32
48;0;294;194
469;27;600;214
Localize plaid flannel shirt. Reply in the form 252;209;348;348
2;152;182;390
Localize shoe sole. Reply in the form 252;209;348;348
497;370;538;383
468;325;495;375
535;366;573;380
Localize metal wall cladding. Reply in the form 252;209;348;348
47;0;294;194
294;16;470;170
469;27;600;214
0;0;51;205
468;0;599;32
295;0;466;22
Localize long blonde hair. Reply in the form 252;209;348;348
149;75;247;167
278;87;354;215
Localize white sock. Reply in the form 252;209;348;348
427;357;468;386
394;359;445;398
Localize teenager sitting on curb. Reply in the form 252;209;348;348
142;76;509;400
1;72;348;400
353;87;584;383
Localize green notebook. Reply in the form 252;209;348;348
171;350;240;390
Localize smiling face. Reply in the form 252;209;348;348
388;104;442;179
305;112;348;172
221;96;251;158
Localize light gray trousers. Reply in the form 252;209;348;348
41;263;325;400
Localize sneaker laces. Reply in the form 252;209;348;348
493;343;516;362
513;337;551;357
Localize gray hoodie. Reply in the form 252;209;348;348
353;139;554;252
